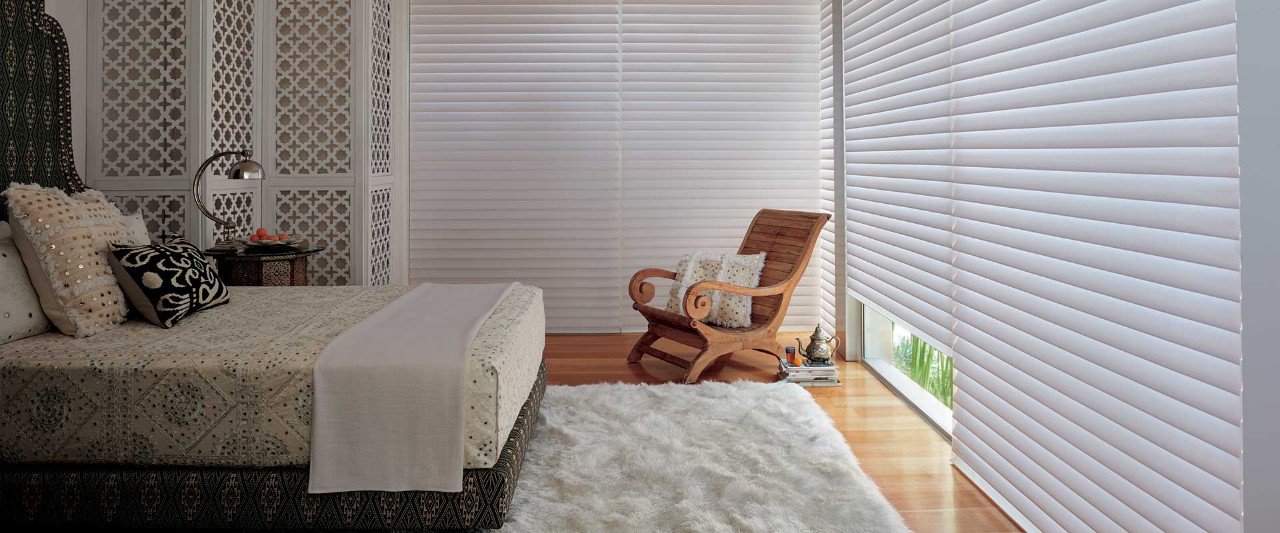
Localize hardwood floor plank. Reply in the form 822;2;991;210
543;333;1021;533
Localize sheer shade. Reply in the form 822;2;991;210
408;1;623;332
840;0;1243;531
842;0;956;352
818;0;839;333
410;0;822;332
619;0;822;331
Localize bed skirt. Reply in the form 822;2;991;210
0;360;546;530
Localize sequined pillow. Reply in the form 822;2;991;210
713;252;767;328
666;252;723;316
665;251;766;328
3;184;146;337
108;238;230;328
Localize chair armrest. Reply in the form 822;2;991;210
628;268;677;305
683;280;789;321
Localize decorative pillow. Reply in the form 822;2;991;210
108;238;230;328
122;213;151;245
666;252;721;316
713;252;767;327
3;183;148;337
0;222;51;344
665;251;766;328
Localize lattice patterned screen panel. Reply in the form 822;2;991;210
275;189;352;286
369;186;393;285
369;0;393;176
107;194;187;242
99;0;187;178
274;0;352;176
210;0;255;176
211;191;255;243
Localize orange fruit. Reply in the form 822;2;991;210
250;235;261;242
255;227;268;236
277;233;289;240
263;235;278;241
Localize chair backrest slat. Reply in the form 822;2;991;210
737;209;830;327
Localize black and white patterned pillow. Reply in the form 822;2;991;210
108;238;229;328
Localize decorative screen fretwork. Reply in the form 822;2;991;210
107;194;187;241
369;186;393;285
100;0;187;178
211;191;255;243
275;189;352;286
369;0;393;176
210;0;255;176
274;0;352;176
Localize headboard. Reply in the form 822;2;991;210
0;0;86;221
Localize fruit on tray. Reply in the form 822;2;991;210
248;227;292;243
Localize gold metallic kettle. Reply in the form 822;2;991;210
796;326;840;365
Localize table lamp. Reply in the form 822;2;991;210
192;149;263;250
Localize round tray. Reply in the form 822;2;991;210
237;237;309;248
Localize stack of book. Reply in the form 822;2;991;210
778;359;840;387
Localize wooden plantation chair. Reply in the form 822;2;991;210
627;209;832;383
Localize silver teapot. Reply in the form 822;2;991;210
796;326;840;365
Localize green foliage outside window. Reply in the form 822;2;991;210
891;329;954;408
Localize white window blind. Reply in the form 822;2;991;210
948;1;1241;532
842;0;956;351
619;0;823;331
841;0;1244;531
818;0;840;333
411;0;822;333
408;1;623;332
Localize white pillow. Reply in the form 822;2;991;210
0;222;51;344
665;251;766;328
121;213;151;245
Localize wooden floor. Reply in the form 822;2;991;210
544;333;1020;533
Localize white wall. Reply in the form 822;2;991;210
1238;2;1280;531
44;0;87;179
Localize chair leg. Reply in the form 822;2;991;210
684;348;728;384
627;332;659;363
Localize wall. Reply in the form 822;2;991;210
1238;1;1280;530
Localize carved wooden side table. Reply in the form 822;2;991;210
204;246;326;286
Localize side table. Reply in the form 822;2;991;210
204;245;326;286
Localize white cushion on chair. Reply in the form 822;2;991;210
665;251;766;328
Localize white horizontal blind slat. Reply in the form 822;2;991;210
945;1;1243;532
409;0;622;332
620;0;822;331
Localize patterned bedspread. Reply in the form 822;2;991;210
0;285;545;469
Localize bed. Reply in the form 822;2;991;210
0;2;545;529
0;286;547;529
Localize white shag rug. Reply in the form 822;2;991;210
504;381;908;532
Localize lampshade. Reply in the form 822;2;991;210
227;158;263;180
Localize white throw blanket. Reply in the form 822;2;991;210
308;282;517;493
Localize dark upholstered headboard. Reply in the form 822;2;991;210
0;0;86;221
